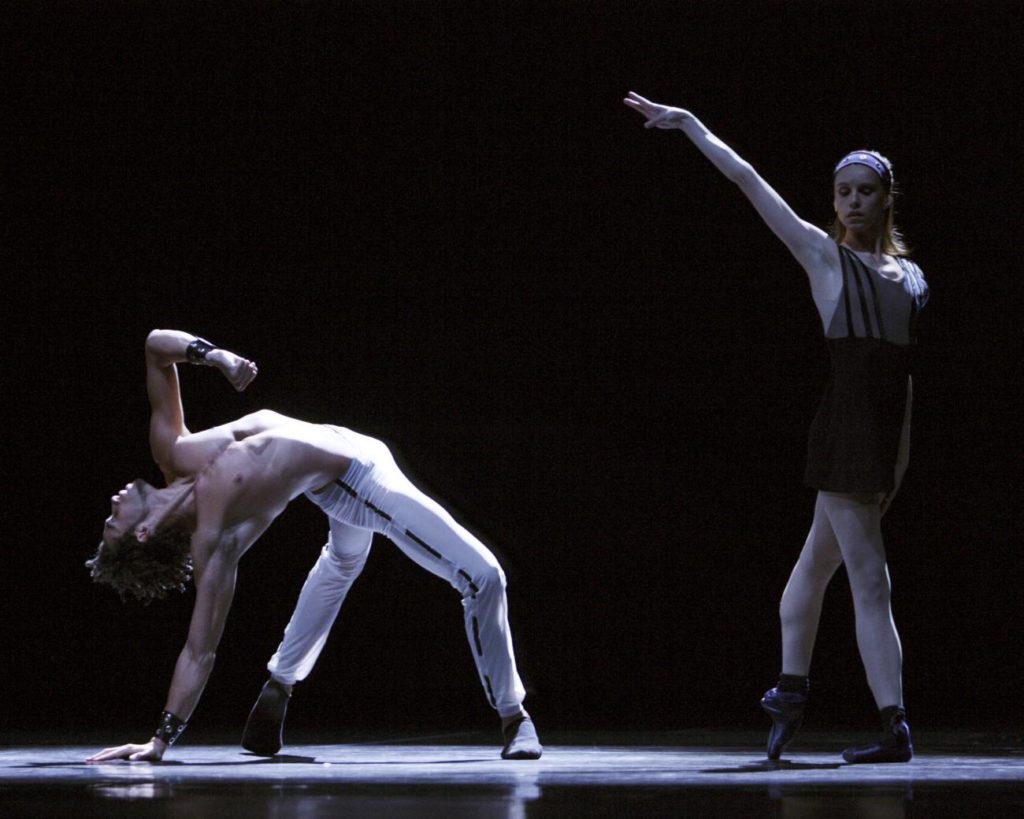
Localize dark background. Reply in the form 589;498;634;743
4;1;1021;741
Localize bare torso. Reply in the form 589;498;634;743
167;410;354;560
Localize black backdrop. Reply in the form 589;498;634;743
5;1;1021;740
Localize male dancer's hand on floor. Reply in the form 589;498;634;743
87;738;166;763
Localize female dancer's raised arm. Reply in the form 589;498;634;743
624;92;842;317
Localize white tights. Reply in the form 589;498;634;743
266;428;527;719
778;491;904;709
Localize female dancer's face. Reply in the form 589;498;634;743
833;164;891;237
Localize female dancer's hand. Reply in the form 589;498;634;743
623;91;692;129
880;471;905;518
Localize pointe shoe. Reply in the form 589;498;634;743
761;687;807;760
241;678;291;756
842;709;913;764
501;715;543;760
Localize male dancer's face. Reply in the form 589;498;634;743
102;481;148;546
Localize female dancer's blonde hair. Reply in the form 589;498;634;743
828;150;911;257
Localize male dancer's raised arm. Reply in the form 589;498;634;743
143;329;258;481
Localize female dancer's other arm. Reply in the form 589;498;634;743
881;376;912;517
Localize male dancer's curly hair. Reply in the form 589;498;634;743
86;527;193;604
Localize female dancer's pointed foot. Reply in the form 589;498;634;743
501;713;542;760
761;687;808;760
842;709;913;764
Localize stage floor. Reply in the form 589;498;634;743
2;731;1022;817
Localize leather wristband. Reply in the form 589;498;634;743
153;710;187;746
186;337;216;365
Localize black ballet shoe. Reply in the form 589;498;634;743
501;714;543;760
241;678;291;756
842;708;913;764
760;687;808;760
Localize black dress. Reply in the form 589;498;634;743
804;244;928;493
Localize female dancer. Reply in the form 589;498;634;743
624;92;927;763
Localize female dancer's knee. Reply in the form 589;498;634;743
779;551;839;622
847;563;892;610
778;593;804;631
780;570;820;626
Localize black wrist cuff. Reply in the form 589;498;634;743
154;710;187;746
186;337;216;365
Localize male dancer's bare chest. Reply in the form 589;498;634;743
189;441;295;545
168;426;241;478
205;434;343;522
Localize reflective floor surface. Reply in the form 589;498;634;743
2;731;1022;817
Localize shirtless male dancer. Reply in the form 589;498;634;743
86;329;541;762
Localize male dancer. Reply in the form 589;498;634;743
86;329;541;762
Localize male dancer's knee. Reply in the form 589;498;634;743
321;543;370;580
324;524;372;571
461;562;506;602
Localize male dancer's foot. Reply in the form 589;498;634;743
242;677;293;756
501;710;542;760
761;675;809;760
842;706;913;764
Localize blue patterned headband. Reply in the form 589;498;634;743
833;151;892;188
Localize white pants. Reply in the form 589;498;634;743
267;427;527;718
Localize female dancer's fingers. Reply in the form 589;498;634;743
626;91;653;105
625;102;664;126
623;93;656;117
